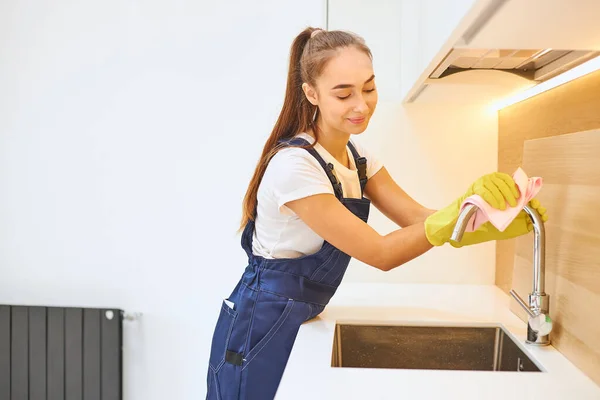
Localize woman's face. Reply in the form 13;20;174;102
303;46;378;136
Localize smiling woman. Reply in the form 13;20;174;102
204;26;546;400
302;48;377;139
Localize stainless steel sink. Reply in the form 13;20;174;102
331;324;542;372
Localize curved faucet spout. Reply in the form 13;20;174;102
449;202;551;345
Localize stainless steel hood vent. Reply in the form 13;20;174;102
430;48;600;83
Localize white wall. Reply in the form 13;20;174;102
0;1;324;399
0;1;497;398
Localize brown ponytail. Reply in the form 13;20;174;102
239;27;372;230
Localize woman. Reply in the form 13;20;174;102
205;27;548;399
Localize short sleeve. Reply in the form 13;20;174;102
262;148;334;216
349;139;384;178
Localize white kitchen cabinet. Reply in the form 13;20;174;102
461;0;600;50
402;0;600;104
413;0;478;77
400;0;477;101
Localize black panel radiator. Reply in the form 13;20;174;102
0;305;123;400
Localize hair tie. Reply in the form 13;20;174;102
311;29;324;39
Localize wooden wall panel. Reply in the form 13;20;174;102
497;68;600;387
510;130;600;386
497;68;600;293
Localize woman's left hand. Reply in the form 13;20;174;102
449;198;549;248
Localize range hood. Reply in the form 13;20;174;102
430;48;599;82
403;0;600;104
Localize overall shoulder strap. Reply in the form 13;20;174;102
278;137;344;199
346;141;368;195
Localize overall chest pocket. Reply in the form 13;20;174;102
208;299;238;372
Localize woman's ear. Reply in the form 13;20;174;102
302;82;318;106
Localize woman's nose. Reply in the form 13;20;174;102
353;95;368;113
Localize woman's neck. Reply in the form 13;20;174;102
308;121;350;168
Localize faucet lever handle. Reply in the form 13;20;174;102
509;289;536;318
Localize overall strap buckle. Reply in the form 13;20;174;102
356;156;367;193
346;141;369;195
325;163;344;199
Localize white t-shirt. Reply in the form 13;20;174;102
251;132;384;259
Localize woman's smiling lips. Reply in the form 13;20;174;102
348;116;366;124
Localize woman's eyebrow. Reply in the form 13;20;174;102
331;74;375;90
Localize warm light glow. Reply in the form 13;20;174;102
491;55;600;111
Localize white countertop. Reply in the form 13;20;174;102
276;283;600;399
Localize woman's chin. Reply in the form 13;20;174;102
345;120;369;134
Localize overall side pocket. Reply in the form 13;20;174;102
243;291;295;369
208;299;238;373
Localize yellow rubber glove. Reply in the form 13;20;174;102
424;172;520;246
449;198;549;248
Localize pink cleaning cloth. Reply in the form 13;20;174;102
461;167;543;232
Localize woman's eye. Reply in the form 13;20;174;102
337;87;375;100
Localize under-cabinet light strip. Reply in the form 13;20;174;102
493;55;600;111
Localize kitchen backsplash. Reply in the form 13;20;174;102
497;69;600;386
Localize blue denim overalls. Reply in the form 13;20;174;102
206;137;371;399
